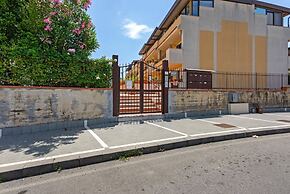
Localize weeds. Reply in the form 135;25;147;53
118;149;143;162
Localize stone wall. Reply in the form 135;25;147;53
168;89;290;114
0;87;113;129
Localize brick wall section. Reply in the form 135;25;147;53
0;87;112;128
168;89;290;113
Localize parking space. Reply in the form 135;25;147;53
145;119;241;136
231;114;290;126
91;122;184;149
1;112;290;170
0;128;103;166
202;115;288;129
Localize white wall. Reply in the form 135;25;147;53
267;26;289;75
180;15;200;70
166;48;184;65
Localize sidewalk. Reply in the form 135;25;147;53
1;112;290;182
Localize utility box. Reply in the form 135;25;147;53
228;93;239;103
228;103;249;114
186;70;212;89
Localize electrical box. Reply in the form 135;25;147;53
228;93;239;103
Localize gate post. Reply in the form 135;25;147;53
140;61;144;113
112;55;120;117
162;60;169;114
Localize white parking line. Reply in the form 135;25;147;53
0;148;105;169
190;128;247;137
228;115;287;125
249;125;290;130
84;120;109;148
109;136;186;149
144;121;189;137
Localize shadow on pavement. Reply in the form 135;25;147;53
0;128;85;157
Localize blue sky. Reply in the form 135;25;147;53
88;0;290;64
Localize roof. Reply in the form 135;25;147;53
139;0;290;55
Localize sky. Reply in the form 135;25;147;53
88;0;290;64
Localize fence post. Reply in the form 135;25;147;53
255;73;258;90
162;60;169;114
112;55;120;117
281;74;284;88
140;61;144;113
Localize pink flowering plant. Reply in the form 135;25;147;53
0;0;111;88
42;0;98;57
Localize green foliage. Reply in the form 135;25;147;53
0;0;111;88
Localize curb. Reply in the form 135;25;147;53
1;127;290;182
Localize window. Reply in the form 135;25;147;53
267;11;274;25
192;0;199;16
200;0;214;8
191;0;214;16
255;7;266;15
255;6;283;27
266;11;283;26
274;12;282;26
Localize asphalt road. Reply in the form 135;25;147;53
1;133;290;194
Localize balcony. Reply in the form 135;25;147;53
166;48;183;65
144;16;182;63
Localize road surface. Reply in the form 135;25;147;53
1;133;290;194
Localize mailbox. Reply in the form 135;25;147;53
186;70;212;89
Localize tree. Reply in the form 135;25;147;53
0;0;111;88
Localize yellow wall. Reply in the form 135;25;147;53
200;31;214;70
217;20;252;73
255;36;267;74
255;36;268;88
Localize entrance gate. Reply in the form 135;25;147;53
112;55;168;116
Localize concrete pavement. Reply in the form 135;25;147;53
1;112;290;181
1;133;290;194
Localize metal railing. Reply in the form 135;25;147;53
167;70;288;90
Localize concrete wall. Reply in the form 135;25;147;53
0;87;113;130
168;89;290;114
166;48;184;65
168;90;228;113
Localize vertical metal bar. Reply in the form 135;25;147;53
255;73;258;90
140;61;144;113
112;55;120;117
225;73;228;89
281;74;284;88
162;60;169;114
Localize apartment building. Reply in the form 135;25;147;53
139;0;290;78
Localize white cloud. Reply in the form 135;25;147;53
122;19;153;40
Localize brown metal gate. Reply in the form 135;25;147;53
112;55;168;116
